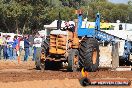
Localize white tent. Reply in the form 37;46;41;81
38;30;46;36
44;20;65;29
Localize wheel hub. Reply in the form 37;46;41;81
74;55;78;65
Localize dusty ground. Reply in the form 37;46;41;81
0;60;132;88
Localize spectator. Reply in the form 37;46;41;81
24;35;30;61
28;35;34;56
19;36;24;55
16;35;21;56
3;35;8;59
33;34;42;61
12;36;18;60
6;35;13;60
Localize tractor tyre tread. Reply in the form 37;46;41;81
79;38;99;72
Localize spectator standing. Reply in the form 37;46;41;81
6;35;13;60
24;35;30;61
12;36;18;60
28;35;34;56
19;37;24;55
33;34;42;61
2;35;7;59
16;36;21;56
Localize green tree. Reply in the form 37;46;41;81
4;1;22;33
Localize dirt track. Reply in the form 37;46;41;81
0;60;132;88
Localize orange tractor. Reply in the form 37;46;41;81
36;25;80;71
35;10;99;72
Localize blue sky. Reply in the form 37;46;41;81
108;0;130;4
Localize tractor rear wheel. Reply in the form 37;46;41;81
79;38;99;72
67;49;79;72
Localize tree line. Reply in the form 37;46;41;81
0;0;132;34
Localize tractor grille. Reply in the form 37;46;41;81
49;34;67;54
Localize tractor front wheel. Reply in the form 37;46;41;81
67;49;79;72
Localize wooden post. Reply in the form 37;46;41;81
112;42;119;69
